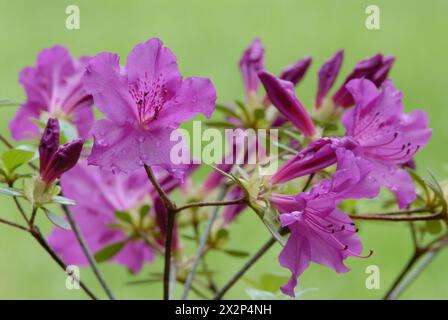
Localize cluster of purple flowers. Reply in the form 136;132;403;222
9;37;431;297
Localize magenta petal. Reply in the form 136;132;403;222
240;38;265;95
279;56;312;87
316;50;343;108
155;77;217;129
9;103;42;140
372;164;416;209
83;53;137;125
126;38;182;99
279;224;311;297
308;209;362;272
332;54;384;108
88;119;188;178
71;104;95;138
114;240;155;273
271;137;358;185
331;149;380;201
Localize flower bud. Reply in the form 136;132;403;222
259;71;316;137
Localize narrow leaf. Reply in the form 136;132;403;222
94;241;126;263
2;148;35;173
44;209;71;230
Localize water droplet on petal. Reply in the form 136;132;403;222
155;141;161;147
137;136;145;143
141;154;148;160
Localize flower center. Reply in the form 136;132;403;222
129;73;168;126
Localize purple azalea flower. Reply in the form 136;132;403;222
279;56;312;87
48;160;183;273
240;38;265;96
83;38;216;178
270;149;378;297
332;54;395;108
259;71;316;137
10;46;94;140
39;118;84;184
341;78;431;207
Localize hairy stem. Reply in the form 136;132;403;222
62;205;116;300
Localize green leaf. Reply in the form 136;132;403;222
44;209;71;230
52;195;76;206
221;248;250;258
1;148;35;173
139;205;150;220
94;241;126;262
0;186;23;197
114;211;133;224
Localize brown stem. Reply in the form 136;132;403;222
349;213;441;222
144;165;175;210
29;206;37;227
175;197;245;213
0;217;28;232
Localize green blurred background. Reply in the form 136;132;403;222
0;0;447;299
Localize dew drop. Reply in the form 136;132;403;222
137;136;145;143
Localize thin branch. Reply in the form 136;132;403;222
29;227;98;300
357;208;428;217
349;213;441;222
181;186;228;300
175;197;245;213
29;206;37;227
62;204;116;300
214;236;277;300
384;250;438;300
10;194;98;299
11;196;29;224
0;217;28;232
0;134;13;149
144;165;175;209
